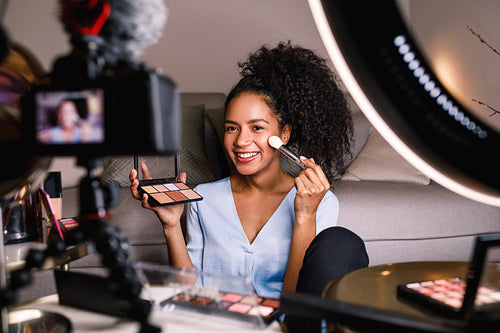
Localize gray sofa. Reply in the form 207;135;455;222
17;92;500;303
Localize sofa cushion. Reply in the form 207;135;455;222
333;180;500;265
343;111;371;169
204;107;236;176
178;104;219;185
341;127;431;185
99;154;177;187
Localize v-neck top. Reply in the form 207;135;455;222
186;177;339;298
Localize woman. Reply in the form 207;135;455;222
38;99;91;144
130;41;368;329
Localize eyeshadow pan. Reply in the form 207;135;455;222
141;185;157;194
261;298;280;308
153;184;168;192
249;305;274;316
137;178;203;206
228;303;252;314
240;295;258;305
164;183;179;191
210;301;232;310
192;297;213;306
166;191;188;201
222;293;243;303
175;182;190;190
150;192;174;205
180;189;202;200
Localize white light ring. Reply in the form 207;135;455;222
308;0;500;206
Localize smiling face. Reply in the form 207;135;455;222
58;100;79;129
224;92;290;177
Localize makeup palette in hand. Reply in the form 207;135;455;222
138;178;203;206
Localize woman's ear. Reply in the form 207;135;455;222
280;124;292;145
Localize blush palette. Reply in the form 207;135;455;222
160;291;281;325
138;178;203;206
399;277;500;314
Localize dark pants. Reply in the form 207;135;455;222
286;226;369;333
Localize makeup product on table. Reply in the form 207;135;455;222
137;178;203;206
135;263;281;328
268;136;306;169
38;187;67;241
397;233;500;319
43;172;63;220
398;277;500;317
160;290;281;325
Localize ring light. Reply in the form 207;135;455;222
308;0;500;206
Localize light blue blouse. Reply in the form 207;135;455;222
186;177;339;298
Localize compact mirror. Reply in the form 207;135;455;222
8;309;71;333
308;0;500;206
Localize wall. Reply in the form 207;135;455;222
2;0;332;94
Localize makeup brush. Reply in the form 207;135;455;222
268;136;306;169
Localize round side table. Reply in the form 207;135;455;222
323;261;470;332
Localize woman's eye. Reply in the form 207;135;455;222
225;126;237;132
253;125;264;131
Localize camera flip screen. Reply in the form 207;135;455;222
23;63;180;157
34;89;105;145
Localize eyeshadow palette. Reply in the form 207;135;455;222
138;178;203;206
160;291;281;325
398;277;500;317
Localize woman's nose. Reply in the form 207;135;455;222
235;129;252;147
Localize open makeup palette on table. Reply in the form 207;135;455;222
397;234;500;322
134;263;282;328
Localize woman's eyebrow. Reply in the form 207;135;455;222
224;119;270;125
249;119;270;124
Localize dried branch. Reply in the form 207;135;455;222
468;26;499;117
472;99;500;117
467;25;500;58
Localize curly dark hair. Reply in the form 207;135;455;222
225;41;353;182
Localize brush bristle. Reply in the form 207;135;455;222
268;136;283;149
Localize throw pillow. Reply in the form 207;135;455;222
179;104;218;185
204;107;236;176
341;127;431;184
343;111;371;169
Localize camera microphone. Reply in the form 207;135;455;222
60;0;167;61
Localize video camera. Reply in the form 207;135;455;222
21;0;180;158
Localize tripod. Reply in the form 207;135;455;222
0;157;160;332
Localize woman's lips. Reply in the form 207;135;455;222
235;151;259;162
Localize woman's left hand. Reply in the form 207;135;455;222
294;156;330;222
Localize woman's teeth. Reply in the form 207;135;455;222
237;152;258;159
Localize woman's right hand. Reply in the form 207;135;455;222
129;161;187;230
